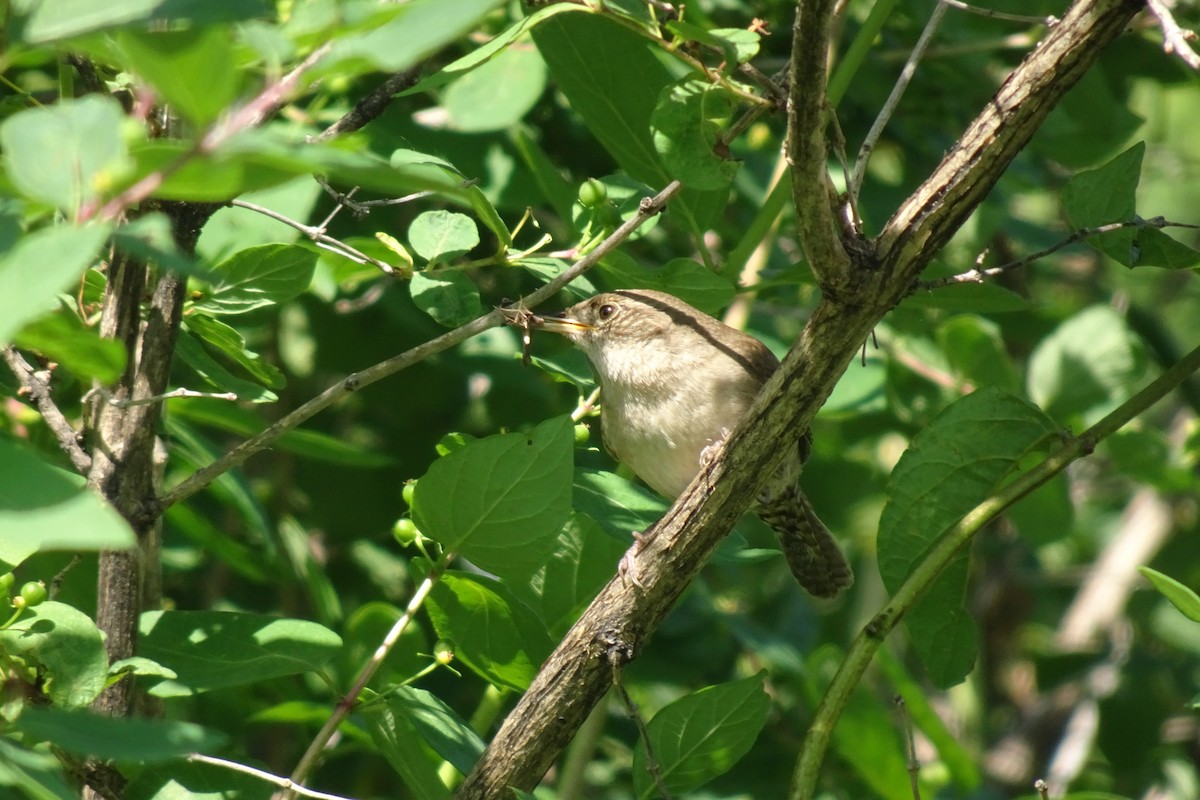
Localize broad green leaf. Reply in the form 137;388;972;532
632;673;770;799
114;213;206;277
174;331;279;403
338;602;427;688
1062;142;1144;266
519;512;627;634
0;223;111;345
0;738;76;800
11;0;269;44
15;311;128;383
425;570;555;691
325;0;507;76
412;415;574;579
385;687;486;777
531;13;725;238
572;468;666;542
903;281;1029;313
1124;225;1200;269
0;96;129;212
822;353;887;416
139;610;342;696
651;80;737;191
935;315;1019;393
665;22;760;65
1139;567;1200;623
409;211;480;263
877;387;1057;687
391;149;511;247
1027;305;1147;424
1105;428;1192;492
183;314;285;389
117;26;239;127
517;256;598;301
0;438;135;569
444;44;547;133
410;271;483;328
198;243;317;315
400;3;588;97
0;601;108;708
596;252;735;315
125;759;272;800
13;708;226;762
366;701;453;800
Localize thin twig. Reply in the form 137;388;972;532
1035;779;1050;799
86;386;238;409
571;387;602;421
612;665;673;800
283;556;451;796
895;696;922;800
850;0;949;200
230;199;406;277
188;754;359;800
316;69;421;142
940;0;1057;25
1145;0;1200;70
917;218;1200;290
155;180;681;516
2;346;92;473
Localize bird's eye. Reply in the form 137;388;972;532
598;304;616;320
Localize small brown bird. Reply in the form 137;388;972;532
537;289;852;598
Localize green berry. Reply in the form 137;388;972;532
577;178;607;209
433;639;456;665
19;581;47;608
402;480;417;508
0;573;13;596
574;423;590;446
392;518;420;546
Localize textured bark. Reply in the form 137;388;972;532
455;0;1144;795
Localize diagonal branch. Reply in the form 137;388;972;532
2;346;92;473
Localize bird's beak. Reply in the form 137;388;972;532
537;314;592;335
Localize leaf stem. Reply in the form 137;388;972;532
788;339;1200;799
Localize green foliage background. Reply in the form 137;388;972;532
1;0;1199;799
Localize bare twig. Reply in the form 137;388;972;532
86;386;238;410
851;0;949;200
1145;0;1200;70
2;346;91;473
940;0;1057;25
230;199;406;277
155;181;682;516
316;69;421;142
895;696;922;800
188;754;359;800
612;665;673;800
917;218;1200;291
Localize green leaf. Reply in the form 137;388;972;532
518;512;627;634
0;96;129;211
391;149;511;248
412;415;574;579
1062;142;1144;266
183;314;285;389
1124;224;1200;269
116;26;239;127
0;738;76;800
651;80;737;191
822;353;887;417
13;708;226;762
11;0;270;44
410;271;483;328
596;253;735;316
1139;567;1200;623
174;330;279;403
325;0;507;76
0;223;111;345
385;687;486;777
902;281;1029;313
409;211;480;263
935;315;1019;393
877;387;1057;687
665;22;760;65
425;570;555;691
113;213;206;277
15;311;128;383
0;437;135;569
572;468;666;542
0;601;108;707
139;610;342;696
517;256;598;301
338;602;427;688
366;701;453;800
632;673;770;799
1027;305;1147;423
197;243;317;315
444;44;547;133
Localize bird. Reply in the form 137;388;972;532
535;288;852;598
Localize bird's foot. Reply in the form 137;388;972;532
618;530;651;589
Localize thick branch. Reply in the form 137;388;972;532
787;0;854;289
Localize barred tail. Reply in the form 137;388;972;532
757;486;853;599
